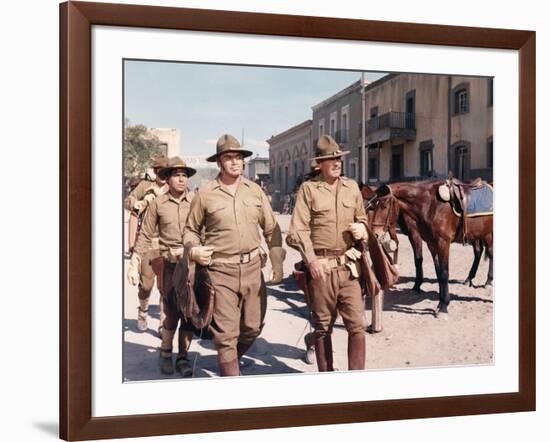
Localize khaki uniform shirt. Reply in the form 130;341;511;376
287;176;368;264
184;177;280;254
124;180;167;211
134;191;194;258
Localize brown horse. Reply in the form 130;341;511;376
361;185;492;292
364;181;493;318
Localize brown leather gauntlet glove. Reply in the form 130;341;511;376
268;246;286;284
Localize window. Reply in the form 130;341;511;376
390;145;404;180
341;113;348;143
370;106;378;118
330;119;336;138
454;146;470;180
367;144;380;182
350;161;356;179
319;124;324;135
488;78;494;107
368;158;378;181
455;146;468;180
419;140;434;177
452;83;470;115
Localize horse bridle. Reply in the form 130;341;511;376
365;190;398;237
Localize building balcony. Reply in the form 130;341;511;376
365;111;416;144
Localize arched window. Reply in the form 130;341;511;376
452;83;470;115
450;140;471;180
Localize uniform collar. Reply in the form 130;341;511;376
314;176;350;189
213;175;250;192
167;190;191;203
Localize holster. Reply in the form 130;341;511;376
151;256;165;295
293;261;312;306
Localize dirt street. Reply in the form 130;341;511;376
123;213;493;381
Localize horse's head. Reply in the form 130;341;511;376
361;185;376;200
369;184;398;238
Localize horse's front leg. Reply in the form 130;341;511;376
463;240;483;286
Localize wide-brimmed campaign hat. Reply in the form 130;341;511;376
206;134;253;163
151;155;168;169
312;135;350;162
158;156;197;179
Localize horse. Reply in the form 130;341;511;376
363;180;493;318
361;185;492;292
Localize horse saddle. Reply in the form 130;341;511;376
173;248;215;331
437;178;493;242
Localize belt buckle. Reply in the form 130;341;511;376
240;251;250;264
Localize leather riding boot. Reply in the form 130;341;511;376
314;335;334;372
175;329;194;377
218;355;240;377
237;341;253;360
347;333;366;370
159;328;176;375
178;329;194;355
159;354;174;375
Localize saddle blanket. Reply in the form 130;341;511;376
465;183;493;217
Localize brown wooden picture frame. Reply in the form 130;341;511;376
59;1;536;440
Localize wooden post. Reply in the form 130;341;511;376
371;290;384;333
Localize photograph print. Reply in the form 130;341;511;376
122;60;494;382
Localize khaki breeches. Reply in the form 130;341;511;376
207;256;267;362
308;266;365;336
138;248;160;297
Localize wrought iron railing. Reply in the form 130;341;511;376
367;111;416;132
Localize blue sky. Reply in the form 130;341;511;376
124;61;386;157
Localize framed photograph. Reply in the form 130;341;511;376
60;1;535;440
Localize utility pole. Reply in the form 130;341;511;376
361;72;367;184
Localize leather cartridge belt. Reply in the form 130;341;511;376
211;248;260;264
314;248;345;257
316;254;348;270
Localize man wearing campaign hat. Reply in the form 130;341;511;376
125;155;168;333
183;134;286;376
129;156;198;377
287;135;369;372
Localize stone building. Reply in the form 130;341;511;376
361;73;493;183
266;73;493;205
245;155;270;188
311;80;364;183
266;120;312;210
147;127;180;158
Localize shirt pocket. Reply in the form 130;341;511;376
205;204;226;224
310;196;332;226
243;197;262;224
341;198;357;220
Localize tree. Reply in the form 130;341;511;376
124;121;164;178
